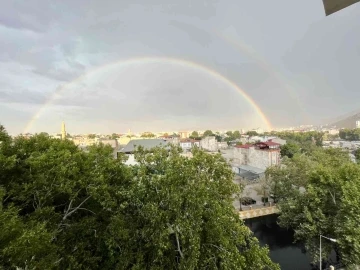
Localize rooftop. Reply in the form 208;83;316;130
120;139;169;153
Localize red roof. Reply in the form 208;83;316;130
180;139;200;143
235;144;253;149
264;141;280;146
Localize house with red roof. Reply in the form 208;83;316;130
232;140;281;170
180;139;200;151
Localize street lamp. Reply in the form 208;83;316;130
320;235;337;270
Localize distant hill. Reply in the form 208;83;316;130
329;110;360;129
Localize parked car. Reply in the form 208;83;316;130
240;197;256;205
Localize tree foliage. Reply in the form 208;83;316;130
233;130;241;139
111;133;120;139
270;131;323;147
246;131;258;137
266;147;360;267
141;132;156;138
339;128;360;141
280;142;301;158
190;131;199;138
0;126;277;269
354;149;360;163
202;130;214;137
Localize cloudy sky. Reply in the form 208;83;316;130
1;0;359;134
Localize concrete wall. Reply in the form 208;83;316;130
233;147;280;170
217;142;228;149
118;137;131;146
200;136;217;152
180;142;192;150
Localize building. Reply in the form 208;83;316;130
119;139;170;165
356;120;360;129
217;141;228;149
61;121;66;140
232;164;265;181
268;138;286;146
98;139;118;148
232;141;281;170
179;139;200;151
200;136;218;152
178;131;189;139
72;137;96;147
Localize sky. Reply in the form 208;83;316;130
1;0;359;135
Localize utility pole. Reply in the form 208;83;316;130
319;235;337;269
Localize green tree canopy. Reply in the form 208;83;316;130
0;127;277;269
266;147;359;267
339;128;360;141
141;132;156;138
246;131;258;137
233;130;241;139
202;130;213;137
280;142;301;158
354;149;360;163
111;133;120;139
189;131;200;139
271;131;324;147
88;134;96;139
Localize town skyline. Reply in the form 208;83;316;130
10;121;317;137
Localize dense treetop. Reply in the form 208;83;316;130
339;128;360;141
266;144;360;268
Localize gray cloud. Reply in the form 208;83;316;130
0;88;46;105
1;0;359;134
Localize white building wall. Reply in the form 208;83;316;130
200;136;217;152
356;121;360;129
217;142;228;149
180;142;192;150
232;147;280;170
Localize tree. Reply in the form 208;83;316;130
233;130;241;139
339;128;360;141
189;131;200;140
271;131;324;147
254;176;272;206
130;146;278;269
0;126;278;269
190;131;199;137
354;149;360;163
246;131;258;137
141;132;156;138
111;133;120;139
267;147;360;268
202;130;213;137
280;142;301;158
215;135;223;142
38;132;49;137
88;134;96;139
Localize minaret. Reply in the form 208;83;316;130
61;121;66;140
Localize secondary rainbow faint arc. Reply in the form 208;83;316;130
24;57;272;133
215;29;309;123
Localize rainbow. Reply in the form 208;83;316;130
24;57;272;133
215;30;309;122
